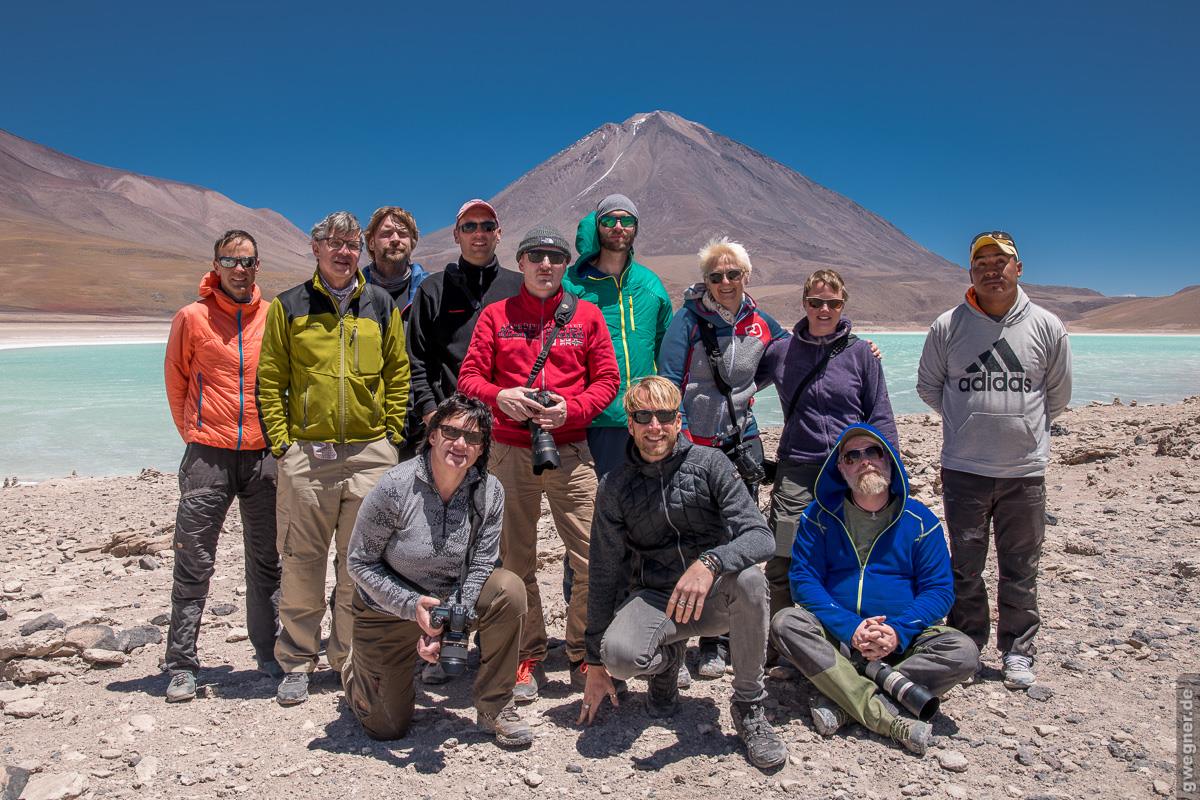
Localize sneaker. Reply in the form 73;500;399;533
276;672;309;706
422;661;452;686
888;716;933;756
165;671;196;703
256;659;284;679
697;640;728;678
646;642;684;718
513;659;544;704
676;661;693;689
809;694;848;737
569;660;628;696
1002;652;1035;690
477;703;533;748
731;701;789;770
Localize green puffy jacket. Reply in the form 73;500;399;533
256;270;409;455
563;212;674;428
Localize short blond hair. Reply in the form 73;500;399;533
698;236;752;280
804;268;849;302
624;376;681;415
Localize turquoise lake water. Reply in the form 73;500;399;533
1;334;1198;480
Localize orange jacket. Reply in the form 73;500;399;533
164;271;268;450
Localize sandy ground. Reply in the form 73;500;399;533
1;401;1198;800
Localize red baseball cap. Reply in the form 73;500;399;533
456;199;498;224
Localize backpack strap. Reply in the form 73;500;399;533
782;333;858;418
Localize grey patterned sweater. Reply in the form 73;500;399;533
347;454;504;620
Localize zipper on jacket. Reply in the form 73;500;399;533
196;372;204;429
338;316;346;443
660;473;687;569
235;308;245;450
351;325;359;372
628;295;636;331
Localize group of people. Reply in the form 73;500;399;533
162;192;1072;767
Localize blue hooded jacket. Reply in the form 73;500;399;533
788;422;954;651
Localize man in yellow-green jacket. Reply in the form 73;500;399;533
256;210;409;707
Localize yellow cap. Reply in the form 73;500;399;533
969;231;1019;262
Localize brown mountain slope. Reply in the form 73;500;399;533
0;130;313;315
414;111;1123;327
1070;285;1200;331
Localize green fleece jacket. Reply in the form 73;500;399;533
562;212;674;428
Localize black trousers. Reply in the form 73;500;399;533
165;443;281;674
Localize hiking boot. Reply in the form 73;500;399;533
477;703;533;748
731;700;789;770
422;661;452;686
276;672;309;706
1002;652;1036;690
888;716;933;756
676;661;693;689
809;694;848;737
513;659;544;704
256;659;284;679
570;660;628;696
165;671;196;703
697;639;728;678
646;642;684;717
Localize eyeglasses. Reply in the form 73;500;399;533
629;409;678;425
840;445;886;465
707;269;744;284
458;220;498;233
524;249;568;266
320;237;362;252
970;230;1014;248
437;423;484;447
805;297;845;311
598;214;638;229
215;256;259;270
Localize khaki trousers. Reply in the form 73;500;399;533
273;438;396;673
490;441;596;665
342;569;526;740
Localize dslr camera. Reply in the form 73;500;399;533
725;439;766;486
429;601;476;677
527;389;561;475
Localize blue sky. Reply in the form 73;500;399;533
3;1;1196;296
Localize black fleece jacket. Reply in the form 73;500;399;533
407;256;523;419
585;436;774;664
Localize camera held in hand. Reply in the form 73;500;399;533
527;389;561;475
429;602;476;677
726;439;766;486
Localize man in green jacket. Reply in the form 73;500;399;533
256;210;409;707
563;194;673;477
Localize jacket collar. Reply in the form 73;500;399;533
198;270;262;314
626;433;692;477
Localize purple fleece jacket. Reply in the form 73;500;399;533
756;317;898;465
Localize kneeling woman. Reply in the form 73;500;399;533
344;394;531;747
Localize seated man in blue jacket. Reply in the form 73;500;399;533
770;423;978;756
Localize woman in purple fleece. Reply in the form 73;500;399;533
755;269;898;661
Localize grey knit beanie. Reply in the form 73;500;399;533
596;193;638;219
516;225;571;259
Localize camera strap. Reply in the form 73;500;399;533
452;476;488;604
696;319;746;446
781;333;858;418
523;292;579;389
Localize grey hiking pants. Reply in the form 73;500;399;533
165;443;281;674
941;468;1046;656
764;461;822;658
599;567;770;704
771;607;978;735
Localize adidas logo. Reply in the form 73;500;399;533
958;338;1032;393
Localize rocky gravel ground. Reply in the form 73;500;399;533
1;398;1198;800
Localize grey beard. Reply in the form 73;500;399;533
854;470;890;497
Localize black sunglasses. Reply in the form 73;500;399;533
523;249;568;266
598;214;637;229
805;297;844;311
216;256;259;270
458;220;498;233
707;269;744;284
970;230;1015;247
629;409;677;425
437;423;484;447
840;445;885;465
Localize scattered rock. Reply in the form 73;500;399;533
0;606;7;621
1064;536;1102;556
1061;447;1119;465
565;763;583;774
115;625;163;653
936;750;970;772
2;697;45;718
523;770;544;787
2;580;23;596
18;613;65;637
81;648;127;666
150;613;171;626
1016;746;1038;766
210;603;237;617
1026;684;1055;702
0;658;72;684
944;785;970;800
17;772;87;800
225;628;249;643
1152;778;1172;796
1173;559;1200;579
128;713;155;733
0;630;71;661
102;527;172;557
62;624;118;653
0;686;35;707
2;766;32;799
1034;724;1059;737
137;556;161;571
133;756;158;788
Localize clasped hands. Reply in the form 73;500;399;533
851;615;898;661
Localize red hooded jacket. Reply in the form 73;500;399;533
458;286;619;447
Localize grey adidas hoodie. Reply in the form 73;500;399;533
916;286;1072;478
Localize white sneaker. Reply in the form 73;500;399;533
1001;652;1035;690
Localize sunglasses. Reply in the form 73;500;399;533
598;214;637;229
215;256;259;270
629;409;678;425
320;237;362;252
707;269;745;284
458;220;498;233
805;297;845;311
970;230;1015;247
524;249;569;266
840;445;886;465
437;423;484;447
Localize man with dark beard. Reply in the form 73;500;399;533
769;425;978;757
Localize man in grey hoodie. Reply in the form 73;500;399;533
916;231;1072;691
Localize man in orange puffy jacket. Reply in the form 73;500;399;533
162;229;282;703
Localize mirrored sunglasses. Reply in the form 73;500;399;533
840;445;885;465
598;214;638;229
215;256;259;270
